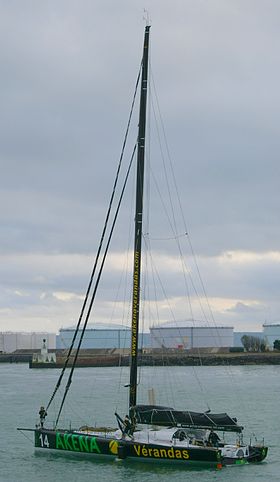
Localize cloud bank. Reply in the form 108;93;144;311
0;1;279;333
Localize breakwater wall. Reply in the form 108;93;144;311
28;351;280;368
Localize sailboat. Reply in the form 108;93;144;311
18;25;268;469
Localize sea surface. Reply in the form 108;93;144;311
0;363;278;481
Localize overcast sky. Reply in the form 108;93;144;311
1;0;280;335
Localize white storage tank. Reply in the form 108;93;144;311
150;320;234;349
0;333;18;353
56;323;131;350
0;332;56;353
263;323;280;348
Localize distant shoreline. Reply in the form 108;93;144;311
1;350;280;367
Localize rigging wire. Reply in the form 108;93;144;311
142;234;209;408
150;67;220;332
142;251;177;408
147;157;211;383
55;141;137;427
115;173;135;413
149;67;252;426
134;64;204;407
17;430;34;445
45;66;141;413
142;69;217;408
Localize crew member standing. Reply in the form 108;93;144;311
39;406;47;428
208;429;220;447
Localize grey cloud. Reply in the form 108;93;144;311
1;1;280;331
226;302;266;314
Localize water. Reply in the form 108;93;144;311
0;363;278;481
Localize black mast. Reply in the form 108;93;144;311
129;25;150;409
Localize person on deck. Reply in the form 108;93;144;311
208;429;220;447
123;415;133;436
39;406;47;428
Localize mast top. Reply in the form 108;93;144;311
143;9;151;27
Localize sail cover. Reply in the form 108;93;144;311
131;405;243;433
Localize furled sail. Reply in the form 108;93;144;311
131;405;243;433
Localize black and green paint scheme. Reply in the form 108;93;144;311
35;429;222;467
35;429;268;466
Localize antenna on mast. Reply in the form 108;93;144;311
143;9;151;26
